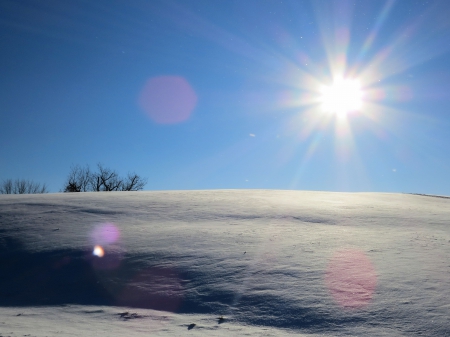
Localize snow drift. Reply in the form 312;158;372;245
0;190;449;336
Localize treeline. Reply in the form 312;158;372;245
0;179;48;194
0;164;147;194
63;164;147;192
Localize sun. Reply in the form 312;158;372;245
320;77;363;117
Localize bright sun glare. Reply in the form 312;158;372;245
320;78;363;117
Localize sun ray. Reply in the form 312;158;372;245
359;3;450;86
355;0;396;66
288;130;327;190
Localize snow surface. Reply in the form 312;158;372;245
0;190;449;336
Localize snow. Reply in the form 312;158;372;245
1;190;449;336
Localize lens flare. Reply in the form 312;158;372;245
93;245;104;257
91;223;120;246
139;76;197;124
89;223;123;270
325;248;377;309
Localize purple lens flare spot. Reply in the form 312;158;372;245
139;76;197;124
91;223;120;246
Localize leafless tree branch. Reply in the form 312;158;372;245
0;179;48;194
63;165;92;192
63;164;147;192
121;172;147;191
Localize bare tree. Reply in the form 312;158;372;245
0;179;13;194
0;179;48;194
16;179;27;194
63;164;147;192
94;164;122;191
120;172;148;191
63;165;92;192
24;180;48;194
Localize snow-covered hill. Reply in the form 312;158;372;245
1;190;449;336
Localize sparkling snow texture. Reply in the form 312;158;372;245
0;190;449;336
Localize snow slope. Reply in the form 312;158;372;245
0;190;449;336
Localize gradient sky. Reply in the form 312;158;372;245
1;0;450;194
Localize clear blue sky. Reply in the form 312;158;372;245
1;0;450;194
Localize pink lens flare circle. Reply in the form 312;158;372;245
139;76;197;124
91;223;120;246
325;248;377;309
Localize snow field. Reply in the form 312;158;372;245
0;190;449;336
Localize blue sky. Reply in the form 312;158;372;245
1;0;450;194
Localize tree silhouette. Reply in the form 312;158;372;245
63;164;147;192
0;179;48;194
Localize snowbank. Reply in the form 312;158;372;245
1;190;449;336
